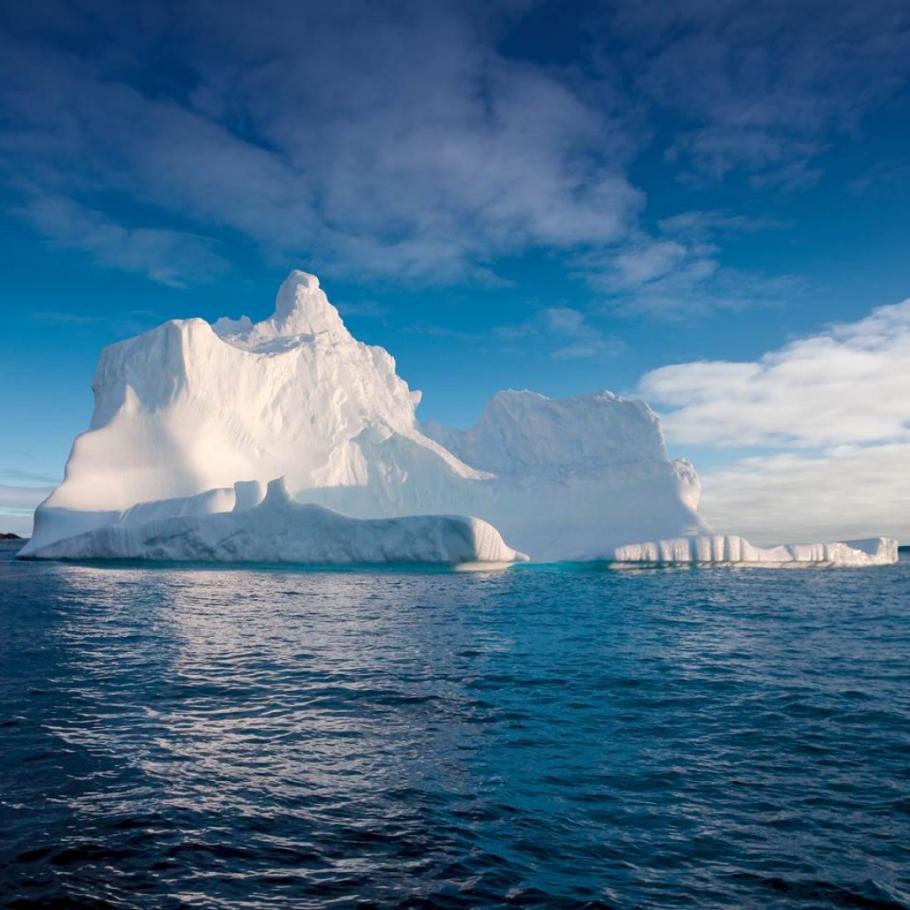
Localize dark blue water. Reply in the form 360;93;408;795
1;540;909;909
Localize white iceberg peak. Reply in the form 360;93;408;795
271;270;347;338
214;269;350;352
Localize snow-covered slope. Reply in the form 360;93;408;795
20;269;895;566
26;478;526;565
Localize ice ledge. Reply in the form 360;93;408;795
604;535;898;568
21;477;529;566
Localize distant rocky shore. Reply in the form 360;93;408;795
0;532;22;540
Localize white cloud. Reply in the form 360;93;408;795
638;298;910;541
19;192;229;287
0;3;642;285
541;307;622;360
580;215;799;318
640;299;910;447
609;0;910;185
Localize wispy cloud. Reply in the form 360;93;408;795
607;0;910;186
16;192;229;287
539;308;623;360
657;210;792;241
30;311;102;326
579;212;799;318
0;0;907;317
0;482;53;535
0;468;60;485
0;483;52;509
0;3;641;286
490;306;623;359
847;159;910;195
408;305;622;360
335;299;389;320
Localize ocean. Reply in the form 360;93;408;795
1;540;908;909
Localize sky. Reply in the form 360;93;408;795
1;0;909;541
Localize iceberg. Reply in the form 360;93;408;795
25;478;527;566
606;535;897;568
19;270;897;567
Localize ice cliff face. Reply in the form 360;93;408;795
23;269;891;566
426;389;671;478
414;389;707;559
25;271;491;558
58;270;479;513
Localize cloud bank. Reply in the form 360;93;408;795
640;300;910;448
699;444;910;545
640;300;910;541
1;0;908;312
0;1;640;287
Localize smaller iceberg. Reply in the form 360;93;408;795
23;478;528;566
606;535;898;568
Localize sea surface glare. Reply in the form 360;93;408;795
1;541;909;909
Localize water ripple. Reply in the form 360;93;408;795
1;543;909;908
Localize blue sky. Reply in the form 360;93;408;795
2;0;910;540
